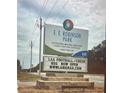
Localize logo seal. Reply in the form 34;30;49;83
63;19;73;31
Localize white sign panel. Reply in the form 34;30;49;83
44;24;88;56
43;56;88;72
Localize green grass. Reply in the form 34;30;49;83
44;44;71;56
17;72;40;81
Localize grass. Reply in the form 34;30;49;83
17;72;40;81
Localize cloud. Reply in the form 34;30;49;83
18;0;74;21
66;0;105;50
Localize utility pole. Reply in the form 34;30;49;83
30;41;33;72
39;18;42;76
22;61;24;69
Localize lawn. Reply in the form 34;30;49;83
17;72;40;81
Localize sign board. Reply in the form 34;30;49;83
43;24;88;57
43;56;88;72
43;23;89;72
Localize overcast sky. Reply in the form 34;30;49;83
17;0;106;69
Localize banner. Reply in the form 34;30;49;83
43;56;88;72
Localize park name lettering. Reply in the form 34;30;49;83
53;30;81;42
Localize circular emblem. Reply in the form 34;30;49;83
63;19;73;31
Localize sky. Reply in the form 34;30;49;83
17;0;106;69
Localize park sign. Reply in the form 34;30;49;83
43;23;88;56
43;21;88;72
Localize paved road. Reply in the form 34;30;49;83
17;81;36;87
84;74;105;87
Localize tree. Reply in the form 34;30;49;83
17;59;21;72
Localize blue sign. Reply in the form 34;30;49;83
72;51;88;57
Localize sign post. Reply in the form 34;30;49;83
39;18;42;76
